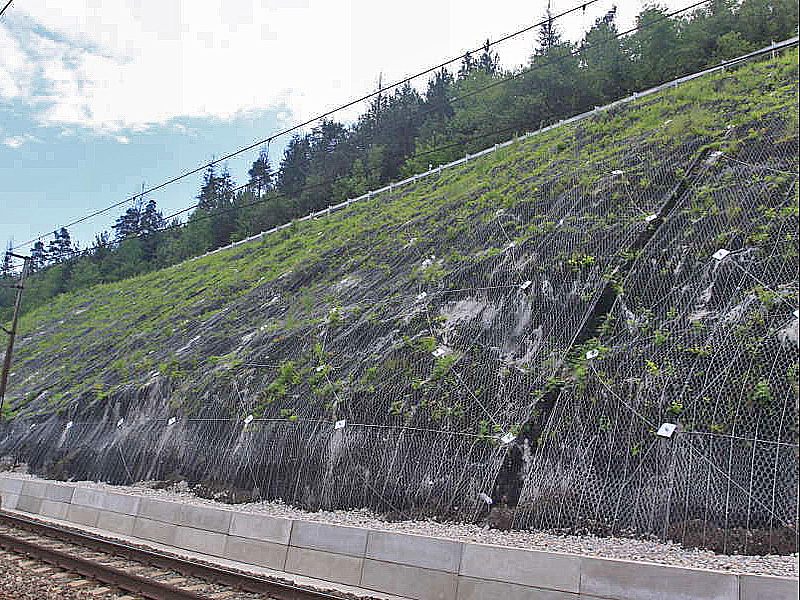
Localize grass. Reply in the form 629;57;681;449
3;50;798;424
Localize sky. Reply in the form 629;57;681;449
0;0;689;254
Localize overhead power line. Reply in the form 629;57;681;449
11;0;601;251
10;19;793;280
145;0;719;237
0;1;13;19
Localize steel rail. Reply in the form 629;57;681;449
0;510;351;600
0;526;209;600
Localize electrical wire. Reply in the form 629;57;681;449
10;0;602;252
136;0;719;240
10;3;787;276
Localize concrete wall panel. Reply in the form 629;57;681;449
361;559;458;600
0;493;19;510
739;574;799;600
71;487;106;509
65;504;100;528
173;526;227;557
285;546;363;586
38;499;69;520
176;505;231;534
102;492;141;515
0;477;24;496
580;557;739;600
132;516;177;546
20;480;47;500
96;510;136;536
459;543;581;593
456;576;579;600
223;535;288;570
289;521;367;557
42;482;74;503
15;494;42;515
228;512;292;544
137;497;182;524
366;531;462;573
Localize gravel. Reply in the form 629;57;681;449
2;471;797;579
0;548;133;600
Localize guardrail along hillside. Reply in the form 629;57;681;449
1;48;798;553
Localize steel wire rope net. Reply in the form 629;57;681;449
2;118;706;515
0;48;797;549
513;122;799;552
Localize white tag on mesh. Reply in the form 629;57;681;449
712;249;730;261
657;423;677;438
168;417;176;426
244;414;254;425
586;349;599;360
500;432;516;445
432;346;452;358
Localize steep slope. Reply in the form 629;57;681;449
1;50;797;550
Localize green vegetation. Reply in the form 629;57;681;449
2;1;797;321
0;45;795;435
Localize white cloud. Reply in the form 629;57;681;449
0;0;674;134
115;135;130;144
2;134;36;148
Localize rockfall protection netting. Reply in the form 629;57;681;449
514;125;799;552
0;82;797;552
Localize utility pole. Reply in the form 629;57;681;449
0;252;31;420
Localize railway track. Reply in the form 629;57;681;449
0;511;362;600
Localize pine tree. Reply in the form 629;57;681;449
30;240;47;272
537;3;561;53
477;39;499;75
277;135;312;197
248;148;273;197
139;199;165;236
47;228;73;264
458;51;477;78
112;203;143;241
197;164;221;212
1;242;14;279
425;68;455;121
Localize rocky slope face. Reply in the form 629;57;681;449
1;51;797;552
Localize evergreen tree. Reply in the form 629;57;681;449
477;39;500;75
627;7;681;88
30;240;47;272
580;7;631;103
537;4;561;53
1;242;14;279
248;148;273;197
47;228;73;264
277;135;312;197
197;164;222;211
424;68;455;121
458;51;478;78
139;199;165;236
112;203;143;241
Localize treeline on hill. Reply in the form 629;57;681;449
1;0;797;322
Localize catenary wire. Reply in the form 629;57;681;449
10;0;602;252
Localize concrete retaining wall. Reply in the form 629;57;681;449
1;476;796;600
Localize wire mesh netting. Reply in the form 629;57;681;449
0;56;797;552
514;125;799;553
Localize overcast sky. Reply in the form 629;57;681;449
0;0;688;252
